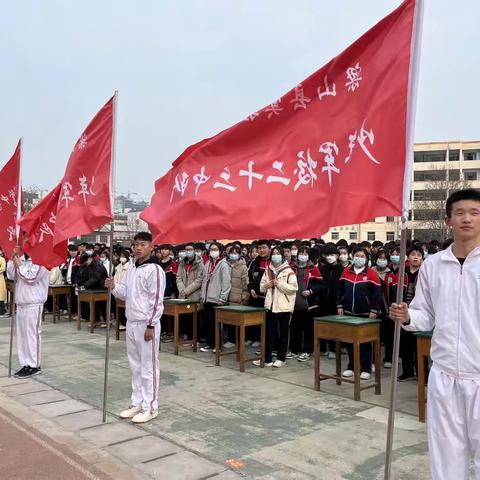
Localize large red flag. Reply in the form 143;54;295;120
18;183;67;269
141;0;419;243
53;95;115;251
0;141;21;258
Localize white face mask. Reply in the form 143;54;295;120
119;257;128;264
100;257;107;263
178;251;187;260
271;254;282;265
86;250;93;256
353;257;367;268
339;254;348;263
210;250;220;259
291;249;298;257
297;254;309;263
376;259;388;269
325;255;337;264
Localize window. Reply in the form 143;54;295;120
386;216;395;223
414;170;446;182
349;232;357;240
463;150;480;161
464;171;478;181
386;232;395;241
331;232;339;240
449;150;460;161
367;232;375;241
414;150;446;163
413;209;443;221
413;190;446;201
449;169;460;181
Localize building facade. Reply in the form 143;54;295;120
322;140;480;243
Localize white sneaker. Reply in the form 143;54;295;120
286;351;298;359
327;351;336;359
272;360;285;368
252;359;273;367
223;342;235;349
384;362;392;368
342;369;354;378
132;409;159;424
251;341;261;348
360;372;371;380
199;346;211;352
371;364;376;373
297;353;311;362
119;405;142;419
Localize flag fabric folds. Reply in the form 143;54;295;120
141;0;417;243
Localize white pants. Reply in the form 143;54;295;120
16;304;43;368
428;366;480;479
126;321;160;412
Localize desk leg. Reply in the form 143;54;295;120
235;326;240;362
215;320;220;366
192;312;198;352
52;294;57;324
67;293;72;322
335;341;342;385
314;334;320;391
77;298;81;330
353;341;361;401
174;314;180;355
374;337;381;395
417;347;426;423
260;321;265;368
239;325;245;372
89;300;94;333
115;304;120;341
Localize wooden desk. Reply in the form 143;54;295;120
313;315;381;401
46;285;72;323
163;299;200;355
115;299;126;341
214;305;266;372
5;279;14;316
414;331;432;423
77;289;109;333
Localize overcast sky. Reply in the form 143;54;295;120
1;0;478;200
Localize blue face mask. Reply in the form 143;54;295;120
229;253;240;262
390;255;400;265
353;257;366;268
271;254;282;265
185;251;195;259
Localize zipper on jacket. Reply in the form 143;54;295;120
352;273;357;314
456;262;463;377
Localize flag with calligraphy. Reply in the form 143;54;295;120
53;95;115;251
0;140;22;258
18;183;66;269
141;0;420;242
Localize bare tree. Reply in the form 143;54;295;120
22;185;43;213
412;168;471;241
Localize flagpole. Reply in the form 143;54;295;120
8;138;23;378
384;1;424;478
102;91;118;423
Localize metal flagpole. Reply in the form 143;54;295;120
102;91;118;423
8;138;23;378
384;1;424;478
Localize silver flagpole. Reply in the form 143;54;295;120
384;0;424;477
102;91;118;422
8;138;23;378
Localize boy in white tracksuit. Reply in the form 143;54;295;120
7;252;49;378
107;232;165;424
391;189;480;480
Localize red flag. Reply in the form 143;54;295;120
0;140;21;258
53;95;115;251
141;0;419;243
18;183;67;269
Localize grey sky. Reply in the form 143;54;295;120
1;0;478;200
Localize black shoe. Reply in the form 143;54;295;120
13;366;28;378
19;366;42;378
397;373;415;382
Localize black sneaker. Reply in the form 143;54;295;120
397;373;415;382
13;366;28;378
20;366;42;378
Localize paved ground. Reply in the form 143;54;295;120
0;314;432;479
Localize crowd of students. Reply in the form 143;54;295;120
0;235;445;381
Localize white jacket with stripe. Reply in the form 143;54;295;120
7;257;49;306
112;258;166;326
404;244;480;379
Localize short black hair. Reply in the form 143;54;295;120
270;246;284;258
134;232;152;242
194;242;206;251
407;246;424;258
446;189;480;218
257;239;271;248
80;253;91;265
68;244;78;251
352;247;370;262
158;243;173;251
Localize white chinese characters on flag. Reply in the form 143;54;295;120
141;0;418;242
53;96;114;251
18;183;66;269
0;140;21;258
